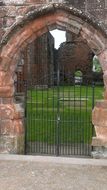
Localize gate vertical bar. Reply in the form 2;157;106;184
92;79;95;152
56;59;60;156
24;80;28;154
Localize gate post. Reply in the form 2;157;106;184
0;85;25;154
92;72;107;158
92;51;107;158
92;100;107;158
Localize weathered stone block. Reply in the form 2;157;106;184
103;73;107;89
81;24;105;55
0;86;14;97
13;119;24;134
0;56;11;72
0;71;13;86
95;100;107;108
91;146;107;159
52;11;83;34
104;89;107;99
12;27;33;48
1;43;18;58
0;118;24;135
98;50;107;72
6;6;17;17
14;103;24;119
92;137;107;147
0;28;4;41
3;17;15;28
0;7;7;17
94;126;107;141
92;106;107;127
0;119;14;135
1;97;14;104
0;18;3;28
91;144;107;159
0;134;24;154
0;104;24;119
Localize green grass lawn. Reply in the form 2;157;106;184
26;85;103;145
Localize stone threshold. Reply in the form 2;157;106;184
0;154;107;166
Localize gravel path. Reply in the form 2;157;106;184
0;155;107;190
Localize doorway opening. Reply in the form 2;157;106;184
15;30;104;157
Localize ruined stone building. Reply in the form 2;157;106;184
0;0;107;157
16;31;54;92
0;0;107;41
0;0;106;85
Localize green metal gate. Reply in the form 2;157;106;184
24;70;95;157
15;36;103;157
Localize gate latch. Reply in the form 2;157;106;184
57;116;60;121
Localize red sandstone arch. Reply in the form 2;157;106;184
0;3;107;156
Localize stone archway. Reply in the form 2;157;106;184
0;4;107;157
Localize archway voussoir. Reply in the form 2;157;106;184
82;22;96;36
90;35;105;54
104;89;107;99
0;56;12;72
58;14;83;29
103;73;107;88
47;23;57;31
56;19;82;35
14;30;32;47
95;30;107;47
34;27;48;39
56;21;66;31
5;28;34;55
88;39;103;55
25;33;37;45
81;28;105;55
0;71;14;86
30;15;52;32
19;41;28;53
98;49;107;71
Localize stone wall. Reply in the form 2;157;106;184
58;36;93;77
0;0;107;42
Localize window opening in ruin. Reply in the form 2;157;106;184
50;29;66;49
92;55;102;73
